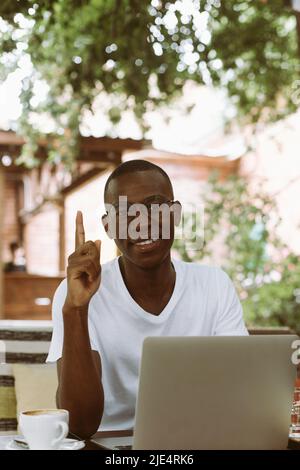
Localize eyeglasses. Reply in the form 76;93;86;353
106;196;178;218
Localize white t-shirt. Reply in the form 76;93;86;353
46;257;248;430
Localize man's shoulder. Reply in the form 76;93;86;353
174;261;234;301
173;259;226;279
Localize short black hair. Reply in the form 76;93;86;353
104;159;173;201
9;241;20;253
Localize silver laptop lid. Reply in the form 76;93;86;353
133;336;298;450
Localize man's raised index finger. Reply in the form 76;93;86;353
75;210;85;249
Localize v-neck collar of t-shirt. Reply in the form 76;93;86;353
113;256;184;323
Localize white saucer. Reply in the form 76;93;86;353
6;437;85;451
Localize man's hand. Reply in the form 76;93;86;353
64;211;101;310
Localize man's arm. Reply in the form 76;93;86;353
56;308;104;439
55;211;104;438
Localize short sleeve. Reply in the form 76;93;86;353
46;279;99;363
214;269;249;336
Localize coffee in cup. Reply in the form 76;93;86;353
19;409;69;450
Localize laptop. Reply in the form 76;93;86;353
93;335;298;450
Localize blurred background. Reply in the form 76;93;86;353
0;0;300;332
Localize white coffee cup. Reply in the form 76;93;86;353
19;409;69;450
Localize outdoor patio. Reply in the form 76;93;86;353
0;0;299;452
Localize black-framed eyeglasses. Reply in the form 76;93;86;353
106;196;179;217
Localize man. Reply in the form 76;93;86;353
4;241;27;273
46;159;248;438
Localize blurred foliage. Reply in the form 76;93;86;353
173;173;300;333
0;0;299;166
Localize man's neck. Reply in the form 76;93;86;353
118;254;175;302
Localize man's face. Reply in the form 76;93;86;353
104;170;179;269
